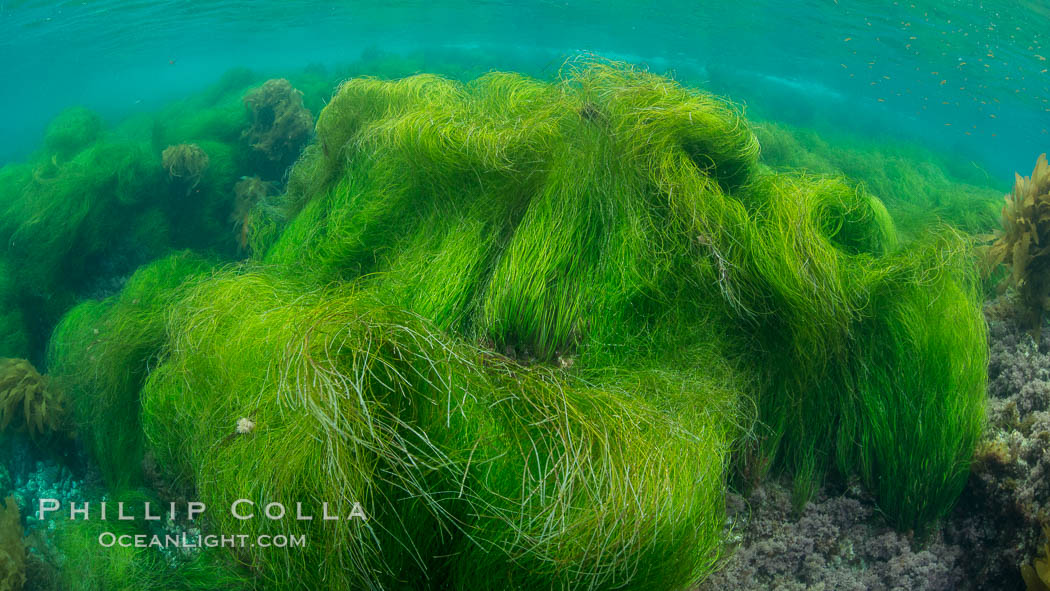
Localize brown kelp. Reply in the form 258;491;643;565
0;358;65;439
1024;524;1050;591
984;153;1050;333
242;78;314;174
161;143;210;192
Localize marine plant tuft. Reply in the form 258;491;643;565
242;78;314;171
984;153;1050;333
0;358;66;439
161;143;210;191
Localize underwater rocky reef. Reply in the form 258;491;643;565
0;54;1039;590
699;297;1050;591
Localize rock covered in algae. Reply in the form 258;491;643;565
700;483;968;591
49;261;742;590
0;109;243;363
47;59;987;590
946;298;1050;588
2;139;165;298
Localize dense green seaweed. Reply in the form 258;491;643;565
37;57;989;588
48;252;213;487
0;260;29;359
844;235;986;528
43;106;103;161
0;124;229;362
755;120;1003;238
132;269;741;589
259;59;984;527
41;490;251;591
0;140;163;294
0;70;338;366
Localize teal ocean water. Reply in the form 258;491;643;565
2;2;1050;590
1;0;1047;177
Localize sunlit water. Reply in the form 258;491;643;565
1;0;1047;179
